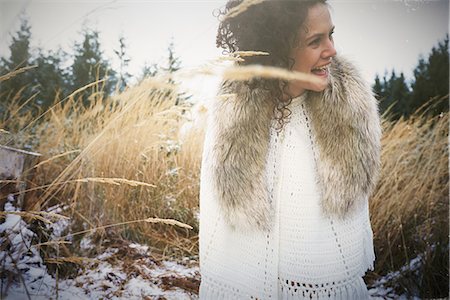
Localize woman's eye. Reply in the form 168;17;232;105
309;38;320;46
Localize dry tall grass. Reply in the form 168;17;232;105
369;99;448;297
0;68;448;297
1;76;203;260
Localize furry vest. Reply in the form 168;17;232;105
209;55;382;231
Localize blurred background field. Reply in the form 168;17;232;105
0;12;448;299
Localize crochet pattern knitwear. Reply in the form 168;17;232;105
199;93;375;299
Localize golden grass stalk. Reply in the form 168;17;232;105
45;257;99;265
71;177;156;188
33;150;81;169
7;91;40;122
197;64;322;86
0;180;24;184
0;210;69;224
224;50;270;62
222;0;266;21
216;56;245;62
3;177;154;200
232;51;270;57
144;217;193;229
19;79;107;133
56;217;193;242
0;65;37;82
224;65;319;82
32;240;72;248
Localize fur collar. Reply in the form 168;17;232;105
209;55;382;231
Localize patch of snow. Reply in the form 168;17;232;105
6;192;409;300
122;275;196;300
80;236;94;251
0;213;22;233
46;203;70;214
128;243;149;255
97;248;119;260
49;218;70;239
368;254;425;299
6;194;16;203
166;167;180;177
165;194;177;207
165;140;180;153
368;285;399;299
4;243;199;300
71;261;126;298
122;276;166;298
161;261;198;277
44;203;71;242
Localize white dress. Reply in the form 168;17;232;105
199;93;375;299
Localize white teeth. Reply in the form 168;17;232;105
312;65;328;72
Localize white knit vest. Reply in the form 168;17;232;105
199;93;375;299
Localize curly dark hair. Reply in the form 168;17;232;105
216;0;327;130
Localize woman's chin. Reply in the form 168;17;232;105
288;76;329;96
308;77;329;92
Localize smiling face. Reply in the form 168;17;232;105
287;3;336;97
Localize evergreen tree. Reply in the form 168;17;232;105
163;40;181;104
373;36;449;119
140;62;159;80
70;28;116;106
113;35;131;92
138;40;190;105
373;74;384;100
411;35;449;115
31;48;69;110
162;40;190;105
391;72;411;117
2;18;32;71
0;17;34;109
161;40;181;75
373;70;411;120
373;73;389;115
374;72;393;117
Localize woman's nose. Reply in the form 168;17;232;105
323;39;337;59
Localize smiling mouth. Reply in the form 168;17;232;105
311;64;330;76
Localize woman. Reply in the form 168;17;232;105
199;0;382;299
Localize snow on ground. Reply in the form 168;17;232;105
0;194;199;300
1;193;417;299
368;255;424;300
